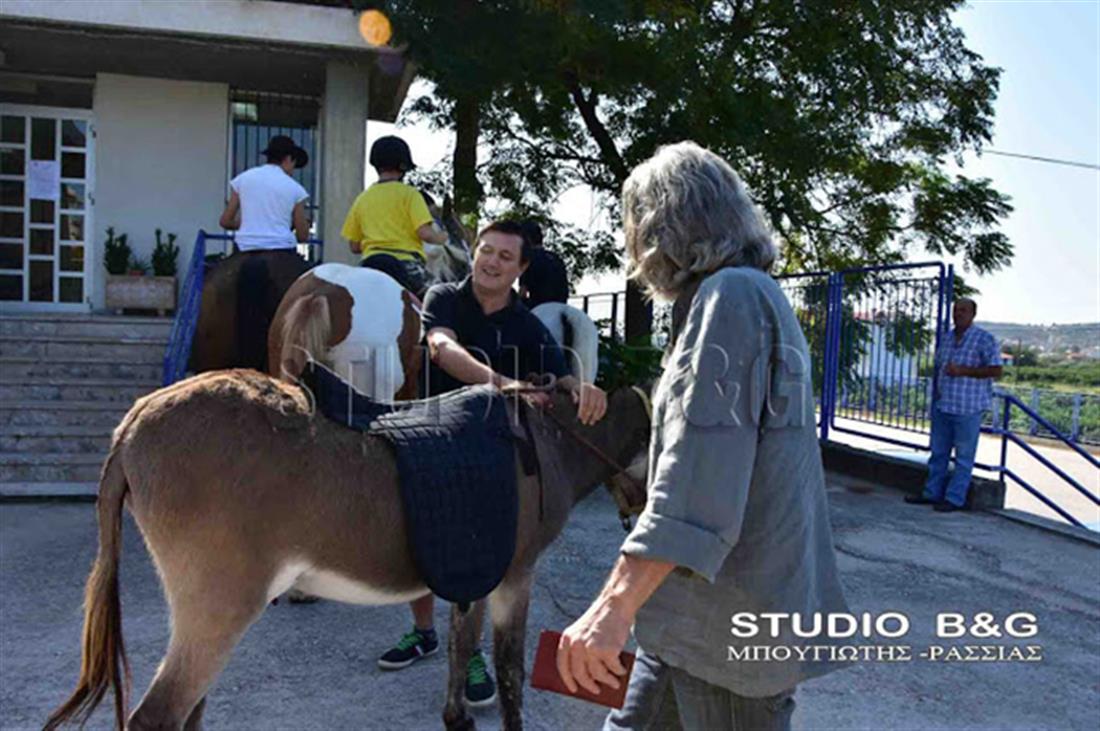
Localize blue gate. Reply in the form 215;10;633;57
778;261;952;447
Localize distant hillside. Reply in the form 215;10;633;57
978;322;1100;357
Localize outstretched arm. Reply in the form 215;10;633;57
427;327;520;389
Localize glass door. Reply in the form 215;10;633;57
0;106;94;309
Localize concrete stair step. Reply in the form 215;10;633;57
0;378;158;403
0;313;174;339
0;481;97;498
0;335;166;362
0;401;129;428
0;452;104;482
0;425;113;454
0;357;164;381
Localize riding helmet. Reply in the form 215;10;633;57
370;135;416;173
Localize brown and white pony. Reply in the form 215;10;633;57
191;196;471;376
268;263;423;401
43;370;650;731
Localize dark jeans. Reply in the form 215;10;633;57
605;650;796;731
360;253;427;298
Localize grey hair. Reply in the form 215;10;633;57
623;141;777;301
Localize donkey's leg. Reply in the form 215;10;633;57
182;697;205;731
489;572;534;731
129;602;264;730
443;600;485;731
128;575;269;731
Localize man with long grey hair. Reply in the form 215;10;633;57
556;141;849;730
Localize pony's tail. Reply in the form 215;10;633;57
274;293;331;382
44;449;131;731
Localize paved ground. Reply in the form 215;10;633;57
828;417;1100;529
2;485;1099;731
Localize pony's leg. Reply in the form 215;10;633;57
182;697;206;731
489;573;534;731
128;587;267;730
443;600;485;731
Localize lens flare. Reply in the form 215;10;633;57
358;10;393;47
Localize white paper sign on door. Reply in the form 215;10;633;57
28;160;60;201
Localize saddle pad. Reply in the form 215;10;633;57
306;363;518;606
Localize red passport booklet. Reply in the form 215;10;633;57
529;630;635;709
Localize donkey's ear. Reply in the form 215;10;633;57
442;195;453;218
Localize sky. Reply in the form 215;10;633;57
367;0;1100;325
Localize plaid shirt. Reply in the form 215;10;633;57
935;325;1002;414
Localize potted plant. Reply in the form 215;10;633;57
104;227;179;315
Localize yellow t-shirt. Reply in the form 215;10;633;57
340;181;434;261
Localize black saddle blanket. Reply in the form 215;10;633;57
305;363;518;606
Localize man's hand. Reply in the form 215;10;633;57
348;239;363;255
556;555;675;696
945;362;966;377
556;596;632;695
572;382;608;425
497;376;552;409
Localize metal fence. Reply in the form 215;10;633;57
229;91;321;220
990;385;1100;446
776;262;951;447
161;231;323;386
570;291;626;342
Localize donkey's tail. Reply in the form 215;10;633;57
43;448;131;731
274;293;330;382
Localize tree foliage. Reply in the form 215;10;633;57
385;0;1013;283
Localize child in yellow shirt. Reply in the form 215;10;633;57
341;135;448;296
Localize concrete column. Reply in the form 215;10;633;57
320;60;368;265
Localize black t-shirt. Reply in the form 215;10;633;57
519;247;569;308
420;277;569;396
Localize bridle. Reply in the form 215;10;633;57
510;378;651;531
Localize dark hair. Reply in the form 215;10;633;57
519;219;544;249
956;297;978;315
262;135;308;168
476;220;532;262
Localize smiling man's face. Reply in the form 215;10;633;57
472;230;527;295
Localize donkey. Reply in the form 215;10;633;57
44;369;650;731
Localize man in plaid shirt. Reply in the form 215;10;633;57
907;298;1003;511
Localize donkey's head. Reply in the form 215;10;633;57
531;383;652;516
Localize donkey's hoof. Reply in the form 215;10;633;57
286;589;320;604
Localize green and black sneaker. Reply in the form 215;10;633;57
377;627;439;670
464;650;497;707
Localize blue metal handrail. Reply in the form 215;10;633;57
984;391;1099;528
160;231;323;387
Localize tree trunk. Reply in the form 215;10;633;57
452;93;481;225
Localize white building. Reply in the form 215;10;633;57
0;0;413;311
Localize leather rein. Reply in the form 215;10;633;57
510;378;651;531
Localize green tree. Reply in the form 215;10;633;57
384;1;1013;333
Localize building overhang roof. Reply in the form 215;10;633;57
0;0;414;121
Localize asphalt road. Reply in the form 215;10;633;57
2;486;1098;730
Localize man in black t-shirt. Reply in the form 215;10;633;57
377;220;608;708
518;220;570;309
